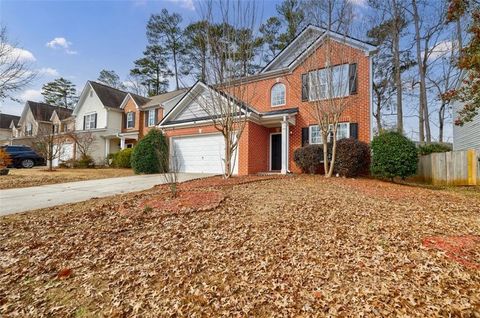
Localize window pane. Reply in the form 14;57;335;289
271;84;286;106
309;125;322;144
148;110;155;126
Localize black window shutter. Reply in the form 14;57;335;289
301;73;309;101
83;116;86;130
301;127;309;146
122;113;126;129
349;63;358;95
350;123;358;139
93;113;97;129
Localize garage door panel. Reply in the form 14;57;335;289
172;134;238;174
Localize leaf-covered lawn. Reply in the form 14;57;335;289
0;168;134;189
0;176;479;317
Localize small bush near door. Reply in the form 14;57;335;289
293;144;326;174
371;131;418;180
333;138;370;177
112;148;133;168
131;129;168;174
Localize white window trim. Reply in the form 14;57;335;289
147;109;156;127
271;83;286;107
126;112;135;129
308;63;350;101
85;113;96;130
309;122;350;144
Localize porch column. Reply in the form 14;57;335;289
105;138;110;157
281;115;289;174
120;137;126;150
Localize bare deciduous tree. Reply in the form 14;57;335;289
68;131;96;159
0;26;36;101
32;126;67;171
192;0;262;178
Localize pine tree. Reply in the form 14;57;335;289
182;20;209;82
97;69;125;90
41;77;77;108
259;17;282;62
130;45;171;96
147;9;185;90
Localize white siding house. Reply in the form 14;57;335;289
453;101;480;152
73;82;126;164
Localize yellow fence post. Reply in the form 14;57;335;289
467;149;477;186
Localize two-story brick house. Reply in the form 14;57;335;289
159;26;376;175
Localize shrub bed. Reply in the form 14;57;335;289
333;138;370;177
113;148;133;168
131;129;168;174
417;143;452;156
371;131;418;180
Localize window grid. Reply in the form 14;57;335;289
271;83;286;107
309;64;349;101
126;112;134;129
309;123;350;144
85;114;96;130
148;109;155;127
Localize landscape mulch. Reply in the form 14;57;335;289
0;175;479;317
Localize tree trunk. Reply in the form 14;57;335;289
173;46;179;90
327;130;337;178
438;102;446;142
393;30;403;133
322;133;329;177
224;132;232;179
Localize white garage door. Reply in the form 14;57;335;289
172;134;238;174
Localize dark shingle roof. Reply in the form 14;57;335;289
130;93;151;107
0;113;20;129
89;81;128;108
27;101;73;122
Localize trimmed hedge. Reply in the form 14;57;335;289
113;148;133;168
417;143;452;156
371;131;418;180
333;138;370;177
293;144;325;174
131;129;168;174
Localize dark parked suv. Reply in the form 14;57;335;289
1;145;45;168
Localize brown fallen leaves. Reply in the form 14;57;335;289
0;175;479;317
423;235;480;270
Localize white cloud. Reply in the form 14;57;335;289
46;37;78;55
4;44;36;62
38;67;59;77
348;0;367;7
428;40;455;60
167;0;195;11
19;89;43;102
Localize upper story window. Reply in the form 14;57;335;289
307;63;357;101
147;109;156;127
271;83;286;107
126;112;135;129
309;122;350;144
25;123;33;136
53;124;59;134
84;113;97;130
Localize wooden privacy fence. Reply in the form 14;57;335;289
417;149;479;186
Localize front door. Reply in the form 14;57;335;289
271;134;282;171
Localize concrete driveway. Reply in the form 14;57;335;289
0;173;213;216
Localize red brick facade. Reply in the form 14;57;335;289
162;38;372;175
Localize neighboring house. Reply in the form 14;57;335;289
452;103;480;153
73;81;188;164
159;25;376;175
0;113;20;145
117;89;187;148
11;101;73;147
